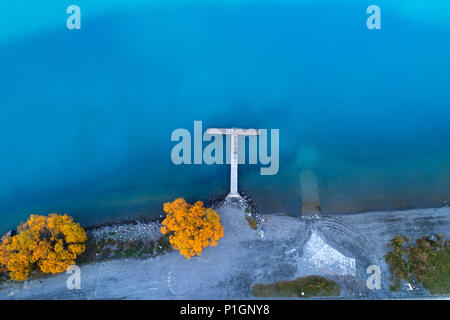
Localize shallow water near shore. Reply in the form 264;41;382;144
1;1;450;232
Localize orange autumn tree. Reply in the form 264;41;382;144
0;214;87;281
161;198;224;259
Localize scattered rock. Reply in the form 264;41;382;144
4;230;16;237
89;221;162;242
302;214;321;220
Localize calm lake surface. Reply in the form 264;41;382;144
1;1;449;233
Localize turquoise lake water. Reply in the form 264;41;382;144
0;1;449;232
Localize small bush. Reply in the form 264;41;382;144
252;276;340;298
246;216;258;230
384;235;409;290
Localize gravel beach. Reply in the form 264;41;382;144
0;202;448;299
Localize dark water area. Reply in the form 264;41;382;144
0;2;449;233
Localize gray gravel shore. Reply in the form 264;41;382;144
0;202;448;300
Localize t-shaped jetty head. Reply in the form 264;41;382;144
206;128;261;136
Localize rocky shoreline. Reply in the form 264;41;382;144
88;220;162;243
82;192;262;244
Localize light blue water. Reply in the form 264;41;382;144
1;1;449;232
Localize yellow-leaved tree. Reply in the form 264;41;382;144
0;214;87;281
161;198;224;259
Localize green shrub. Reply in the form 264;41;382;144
246;216;258;230
385;234;449;294
252;276;340;298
